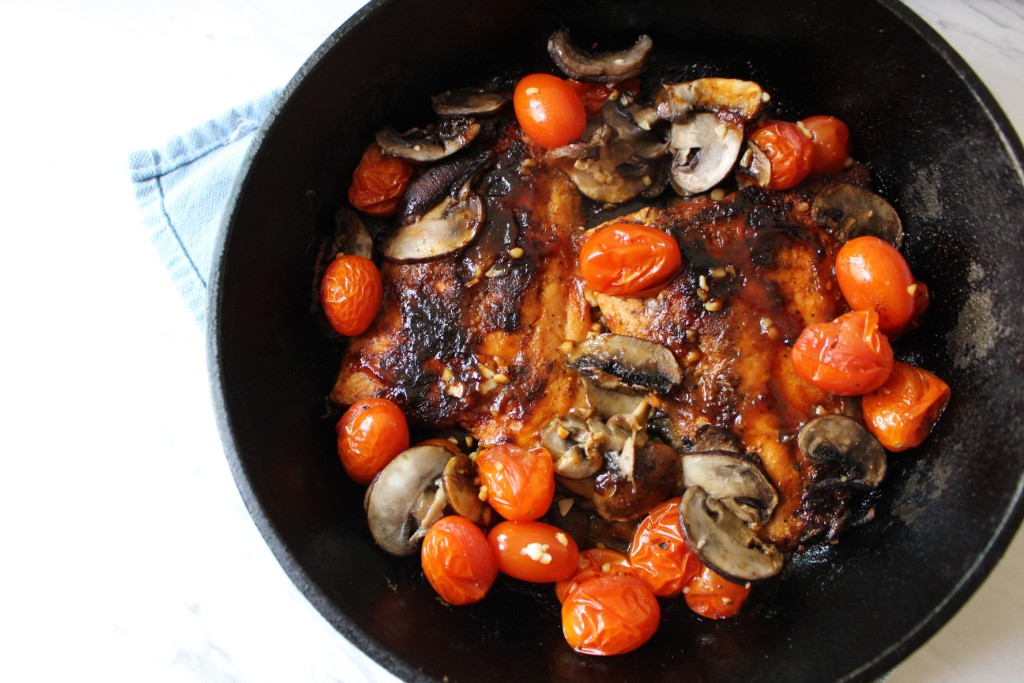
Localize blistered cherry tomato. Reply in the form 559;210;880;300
320;254;383;336
476;444;555;521
513;73;587;149
628;499;702;597
335;397;410;485
750;120;815;190
488;520;579;583
555;548;634;603
835;236;917;332
562;574;661;655
568;78;641;118
800;115;850;176
790;309;894;395
421;516;498;606
684;564;750;620
862;361;951;451
347;143;412;216
579;223;682;296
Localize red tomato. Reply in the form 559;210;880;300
684;564;750;619
335;398;410;485
749;120;815;190
555;548;634;603
568;78;641;117
421;516;498;606
790;309;894;395
476;444;555;521
835;236;917;332
320;254;383;336
628;499;702;597
579;223;682;296
347;143;412;216
513;73;587;149
488;520;580;583
862;361;951;451
562;574;661;655
800;115;850;176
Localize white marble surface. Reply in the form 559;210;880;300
1;1;1022;681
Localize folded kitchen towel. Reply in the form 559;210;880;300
128;90;281;325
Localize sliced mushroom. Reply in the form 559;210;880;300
547;30;653;83
679;486;785;582
541;414;604;479
547;128;654;203
365;445;451;557
797;415;887;489
375;117;481;163
567;333;683;395
583;377;647;420
735;139;771;189
656;78;766;122
681;451;778;525
432;88;510;116
441;453;492;526
691;424;744;454
669;113;744;195
593;441;682;521
811;183;904;247
602;97;670;159
382;185;484;261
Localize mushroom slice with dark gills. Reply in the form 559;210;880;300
681;451;779;526
679;486;785;583
547;126;655;203
811;182;905;247
547;30;653;83
375;117;481;163
668;112;744;195
382;183;484;261
431;88;510;116
541;413;605;480
797;415;887;490
364;445;451;557
735;139;772;189
566;333;683;395
602;97;670;160
656;78;767;123
442;453;492;526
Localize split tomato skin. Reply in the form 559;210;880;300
336;397;410;485
579;223;682;296
749;120;815;190
835;236;917;333
421;516;498;606
862;361;951;451
475;444;555;522
320;254;383;337
684;564;751;619
513;73;587;149
488;520;579;583
561;573;661;656
348;143;412;216
628;498;702;597
790;309;895;396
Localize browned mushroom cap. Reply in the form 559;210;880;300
365;445;451;557
442;454;492;526
668;113;744;195
656;78;767;122
678;486;785;583
797;414;887;489
375;117;481;163
432;88;510;116
546;127;655;203
567;333;683;395
681;451;779;525
547;30;653;83
811;183;905;247
593;441;682;521
382;185;484;261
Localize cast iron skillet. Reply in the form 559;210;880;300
208;1;1024;680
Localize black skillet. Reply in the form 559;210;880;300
208;1;1024;680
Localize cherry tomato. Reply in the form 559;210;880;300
862;361;951;451
555;548;634;603
475;444;555;521
347;143;412;216
684;564;750;619
835;236;917;332
628;499;702;597
579;223;682;296
513;73;587;149
800;115;850;176
749;120;815;190
336;397;410;485
791;309;894;396
488;520;580;583
562;574;661;656
320;254;383;336
421;516;498;606
568;78;641;118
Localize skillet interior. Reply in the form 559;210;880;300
209;0;1024;680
